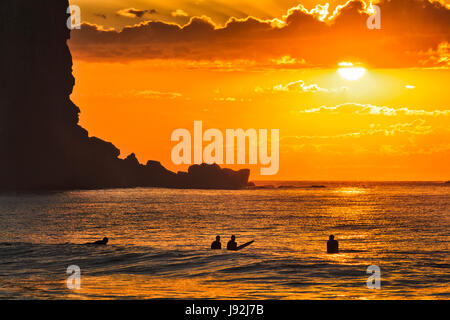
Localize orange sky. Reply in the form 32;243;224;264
68;0;450;180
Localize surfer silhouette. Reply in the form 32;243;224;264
86;237;108;245
327;235;339;253
227;235;238;251
211;235;221;249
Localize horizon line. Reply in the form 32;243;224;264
250;180;449;182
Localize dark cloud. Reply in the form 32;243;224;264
116;8;158;19
70;0;450;68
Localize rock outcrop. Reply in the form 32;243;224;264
0;0;249;191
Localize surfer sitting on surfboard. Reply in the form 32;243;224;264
327;235;339;253
211;235;221;249
227;235;238;250
226;235;255;251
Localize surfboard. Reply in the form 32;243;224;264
235;240;254;251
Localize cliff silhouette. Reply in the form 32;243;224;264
0;0;249;191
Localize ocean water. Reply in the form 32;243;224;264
0;182;448;299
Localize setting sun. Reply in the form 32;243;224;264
337;63;367;81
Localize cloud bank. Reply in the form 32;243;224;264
69;0;450;68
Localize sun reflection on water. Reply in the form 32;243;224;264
335;188;366;195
